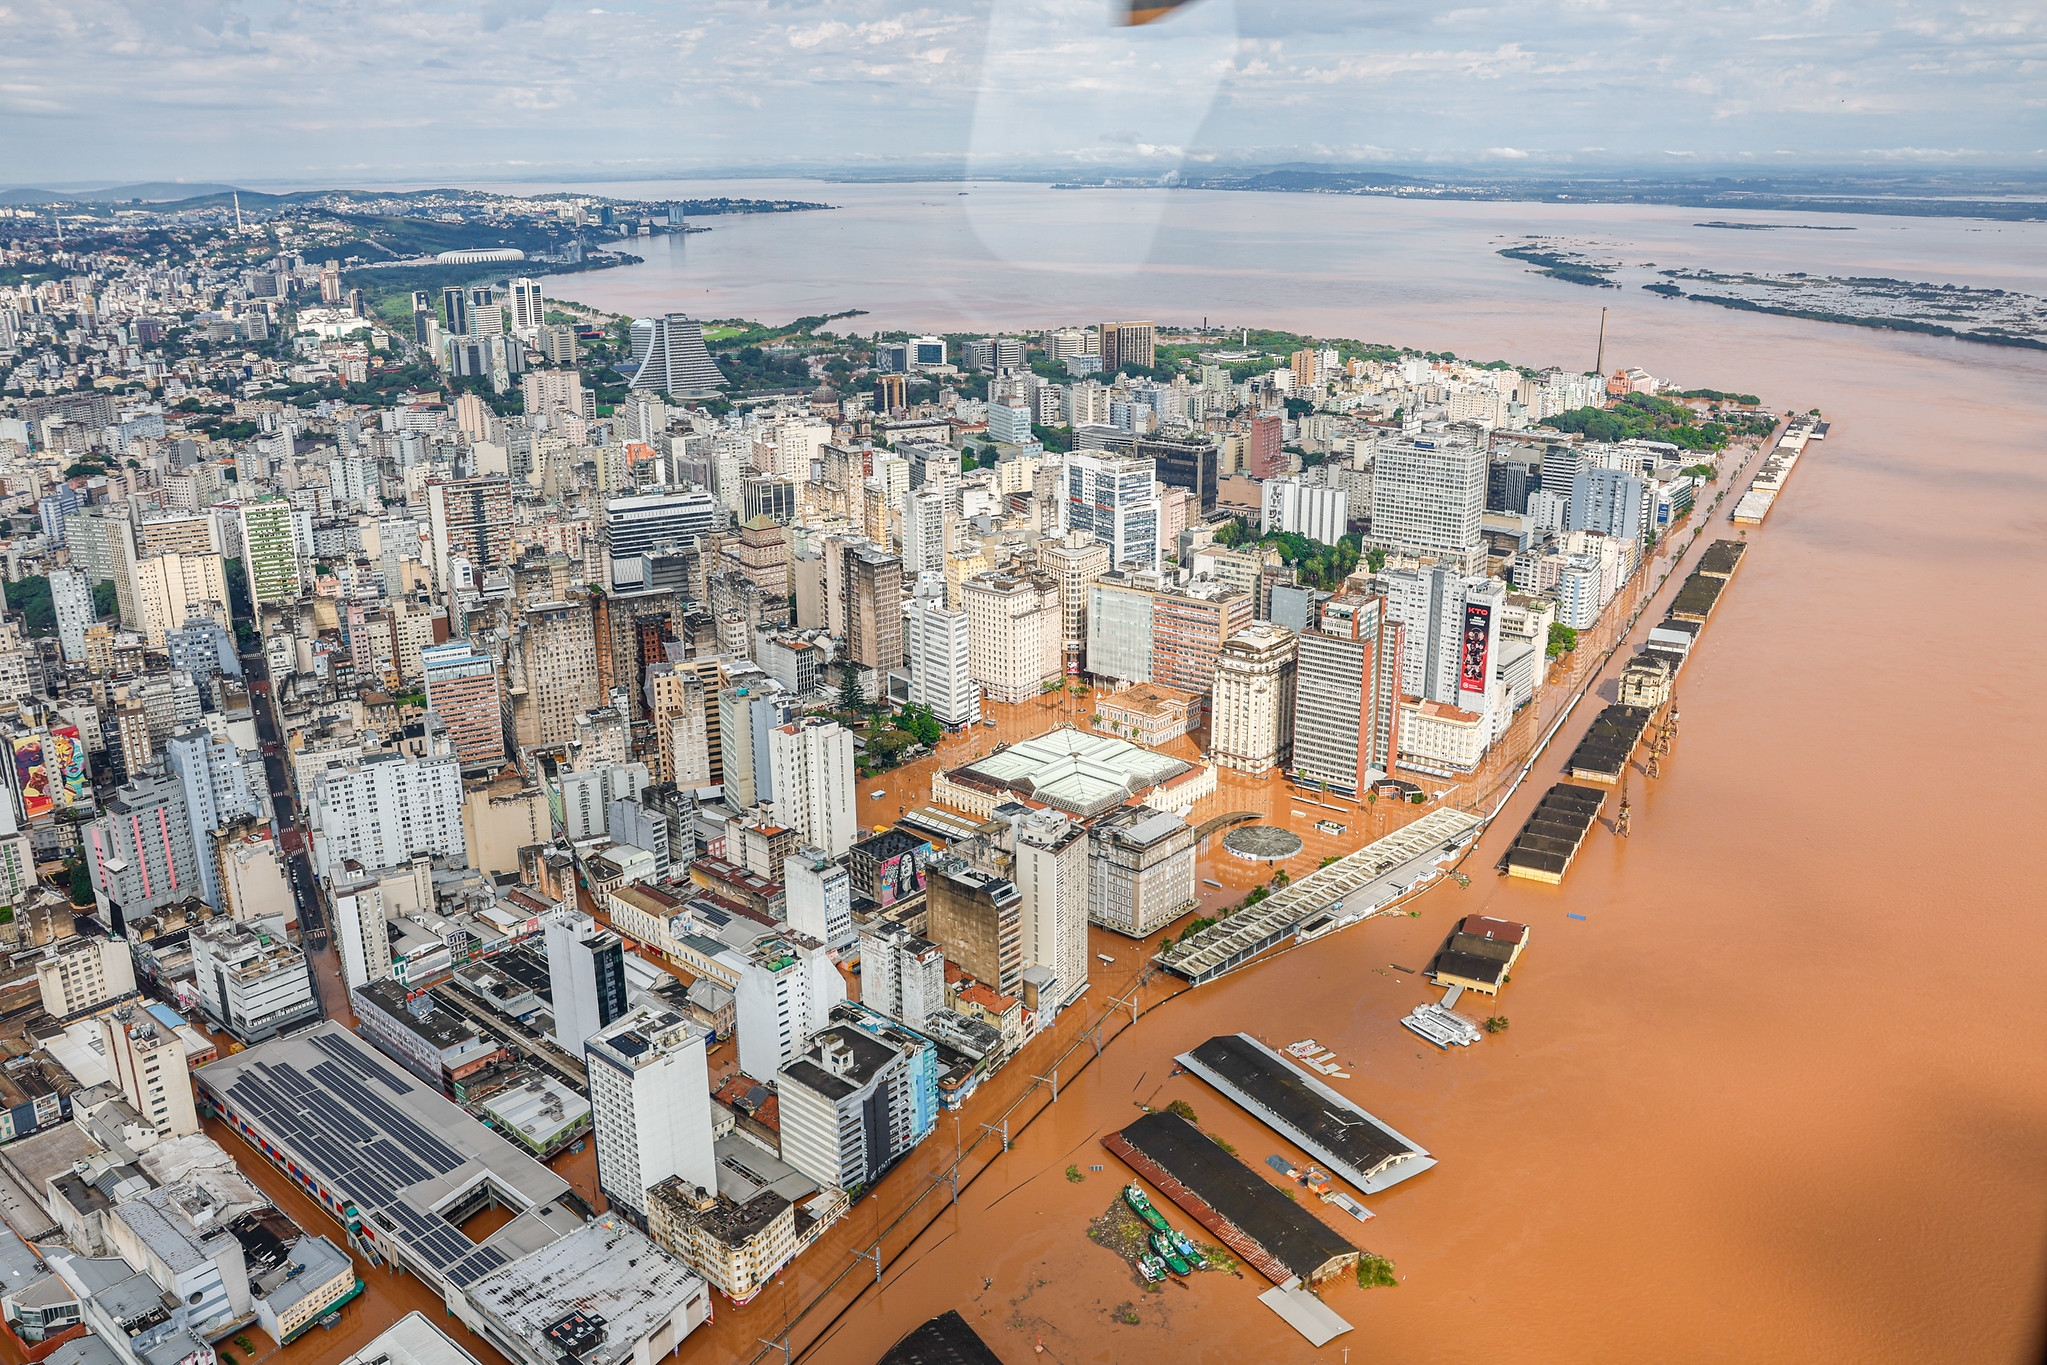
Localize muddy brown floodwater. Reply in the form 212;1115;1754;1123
637;241;2047;1364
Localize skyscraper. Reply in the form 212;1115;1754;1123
426;477;513;594
629;314;727;398
1010;808;1090;1010
507;278;544;334
1247;413;1285;480
1292;593;1404;795
1210;622;1299;774
841;544;903;676
904;597;979;729
1061;451;1161;573
441;285;468;338
1570;466;1650;543
237;497;302;606
83;761;202;929
1370;439;1486;569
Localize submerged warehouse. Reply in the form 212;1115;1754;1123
1175;1034;1435;1194
1104;1111;1359;1286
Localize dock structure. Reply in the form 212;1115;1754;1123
1563;704;1654;782
1501;783;1606;883
1103;1111;1359;1286
1154;808;1481;985
1174;1034;1436;1195
1668;571;1729;621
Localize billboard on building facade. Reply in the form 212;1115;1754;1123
48;726;89;808
11;736;50;821
1459;602;1493;697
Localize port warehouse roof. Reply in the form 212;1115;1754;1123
1104;1111;1358;1286
1696;539;1747;579
1156;808;1481;984
1176;1034;1435;1195
1502;783;1606;883
1564;704;1653;782
1668;571;1728;622
1431;915;1530;992
875;1309;1005;1364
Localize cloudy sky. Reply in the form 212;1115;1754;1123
2;0;2042;186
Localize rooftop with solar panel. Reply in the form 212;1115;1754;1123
196;1023;581;1285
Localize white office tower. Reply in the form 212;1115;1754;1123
901;486;948;578
508;278;544;335
50;568;93;663
586;1005;717;1222
546;912;631;1054
769;416;831;483
98;1009;200;1139
734;930;847;1082
785;846;853;947
1539;441;1584;504
1383;569;1506;716
1370;438;1486;570
1260;477;1349;546
1061;451;1161;573
1010;809;1090;1010
904;598;979;728
766;718;856;857
856;921;945;1029
778;1025;918;1192
629;314;727;399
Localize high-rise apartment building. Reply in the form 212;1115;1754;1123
1372;439;1486;568
901;487;948;578
766;718;856;857
959;570;1062;705
426;477;514;594
99;1009;200;1139
1210;622;1299;774
513;599;602;750
546;914;630;1055
926;860;1023;997
1292;593;1404;795
778;1025;919;1192
1085;572;1250;697
734;930;847;1082
507;278;544;334
857;921;945;1029
1261;478;1349;545
83;761;202;928
1570;466;1650;543
36;938;139;1020
307;745;466;878
841;545;903;676
1247;413;1285;480
785;846;853;947
1098;320;1155;374
602;489;719;586
238;497;302;605
50;567;93;663
421;640;508;770
904;597;979;729
586;1006;717;1224
630;315;727;399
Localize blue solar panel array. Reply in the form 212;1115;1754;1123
222;1032;511;1285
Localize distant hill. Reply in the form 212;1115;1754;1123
0;182;251;206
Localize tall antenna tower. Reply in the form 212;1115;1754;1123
1594;307;1607;377
233;192;244;232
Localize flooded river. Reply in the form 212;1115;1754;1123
507;183;2047;1363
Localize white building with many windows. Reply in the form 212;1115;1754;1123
765;718;855;857
308;746;466;878
585;1006;717;1224
903;597;979;728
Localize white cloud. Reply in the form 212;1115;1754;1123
0;0;2040;181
